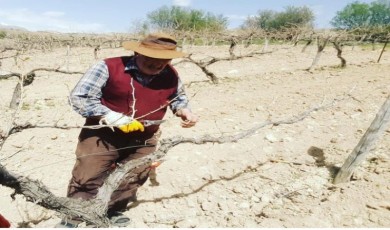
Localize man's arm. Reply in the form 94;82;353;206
69;61;111;118
169;78;198;128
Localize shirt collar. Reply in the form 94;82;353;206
124;56;139;72
124;55;169;76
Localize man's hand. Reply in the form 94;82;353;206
118;120;144;133
175;108;198;128
100;111;144;133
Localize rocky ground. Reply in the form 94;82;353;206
0;41;389;227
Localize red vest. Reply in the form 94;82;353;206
101;56;178;134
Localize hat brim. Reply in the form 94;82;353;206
122;41;186;59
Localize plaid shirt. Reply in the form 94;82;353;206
69;56;190;117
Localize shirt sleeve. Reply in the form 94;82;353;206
169;77;191;114
68;60;111;117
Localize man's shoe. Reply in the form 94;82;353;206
108;212;131;227
54;219;81;228
129;193;137;202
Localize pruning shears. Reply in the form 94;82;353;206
142;119;166;127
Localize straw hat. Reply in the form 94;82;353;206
122;33;186;59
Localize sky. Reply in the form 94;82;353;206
0;0;376;33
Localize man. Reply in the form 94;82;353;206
58;33;198;227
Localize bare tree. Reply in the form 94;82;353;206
306;35;331;71
334;96;390;184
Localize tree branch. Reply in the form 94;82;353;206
0;98;337;227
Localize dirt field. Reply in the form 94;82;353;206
0;41;389;227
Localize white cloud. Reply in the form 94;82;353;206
42;11;65;17
0;8;106;33
172;0;191;7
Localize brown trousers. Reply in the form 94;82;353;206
67;123;159;213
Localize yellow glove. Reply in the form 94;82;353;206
100;111;145;133
118;120;145;133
